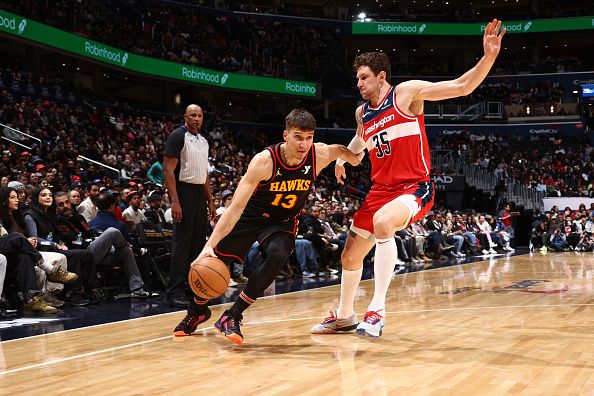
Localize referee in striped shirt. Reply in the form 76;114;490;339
163;104;216;307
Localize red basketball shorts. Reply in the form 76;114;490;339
351;181;434;239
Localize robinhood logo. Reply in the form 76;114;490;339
18;19;26;34
481;21;531;33
84;41;127;65
182;67;222;84
377;23;420;33
285;82;316;95
0;14;26;35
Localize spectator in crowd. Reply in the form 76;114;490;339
299;206;331;274
7;181;27;209
425;212;455;258
0;186;76;310
0;214;59;313
143;192;167;227
78;180;101;222
88;192;152;298
443;212;466;258
147;155;164;186
294;237;321;278
68;188;82;207
409;221;433;263
122;190;146;231
54;191;150;302
23;187;96;305
216;189;234;218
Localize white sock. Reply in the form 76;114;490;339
337;266;363;319
367;237;398;313
38;260;53;274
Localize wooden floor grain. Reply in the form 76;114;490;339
2;253;594;395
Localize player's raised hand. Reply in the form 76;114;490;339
483;19;506;60
335;163;347;185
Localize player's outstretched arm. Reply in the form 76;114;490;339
315;143;362;173
335;106;367;184
198;151;272;258
396;19;505;106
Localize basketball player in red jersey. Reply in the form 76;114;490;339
173;109;363;344
312;19;506;337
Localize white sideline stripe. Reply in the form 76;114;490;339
0;335;173;375
2;301;589;375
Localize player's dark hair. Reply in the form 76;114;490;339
285;108;316;131
353;52;391;83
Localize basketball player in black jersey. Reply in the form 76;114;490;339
173;109;363;344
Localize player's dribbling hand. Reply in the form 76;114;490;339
171;202;182;222
197;245;216;261
335;163;346;185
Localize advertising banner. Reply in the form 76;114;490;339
427;122;584;138
0;10;319;98
353;16;594;36
431;175;466;192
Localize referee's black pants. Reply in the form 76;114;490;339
167;182;208;299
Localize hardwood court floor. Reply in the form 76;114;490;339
2;252;594;395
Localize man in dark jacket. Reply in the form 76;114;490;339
298;205;330;272
80;192;153;298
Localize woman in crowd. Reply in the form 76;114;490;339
24;187;96;306
0;187;75;311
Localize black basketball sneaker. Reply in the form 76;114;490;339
173;307;212;336
214;310;244;345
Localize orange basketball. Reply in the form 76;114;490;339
188;256;230;299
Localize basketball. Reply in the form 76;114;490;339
188;256;230;299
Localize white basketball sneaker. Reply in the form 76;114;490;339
355;310;385;338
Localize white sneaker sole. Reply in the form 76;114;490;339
355;322;384;338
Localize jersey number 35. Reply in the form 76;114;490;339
372;131;392;158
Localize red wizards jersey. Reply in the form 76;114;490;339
361;85;431;186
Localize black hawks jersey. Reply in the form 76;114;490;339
243;143;316;222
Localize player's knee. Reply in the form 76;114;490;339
263;236;293;269
266;248;291;266
340;249;360;270
372;215;397;239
